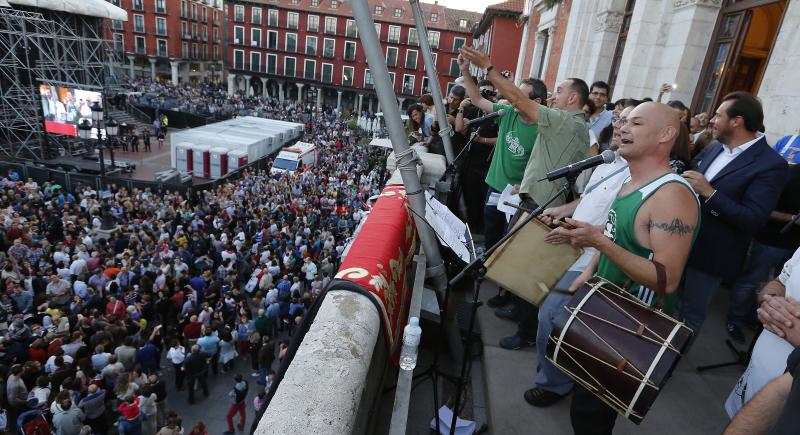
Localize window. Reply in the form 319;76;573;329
389;72;396;87
250;52;261;72
267;54;277;74
428;31;440;48
135;36;145;54
156;17;167;36
323;38;335;57
345;19;357;38
304;59;316;80
374;23;381;37
344;41;356;61
213;28;219;42
233;26;244;44
374;6;382;15
364;68;374;89
202;25;208;40
267;30;277;50
403;75;415;94
252;7;262;25
431;12;438;22
285;57;296;77
311;0;318;6
233;49;244;69
287;12;299;29
155;0;166;13
449;58;459;76
132;0;143;11
113;33;124;52
388;25;400;43
191;23;197;37
331;0;338;9
431;52;437;66
191;4;197;20
268;9;278;26
459;19;467;29
234;5;244;22
192;43;198;59
291;0;299;3
251;28;262;47
321;63;333;83
305;36;317;55
421;77;430;93
112;19;124;30
202;45;208;60
408;28;419;46
213;45;219;60
202;7;207;22
386;47;398;67
394;8;402;17
307;15;319;32
342;66;354;86
453;37;466;51
405;50;418;70
182;42;188;58
286;33;297;52
181;0;187;18
134;14;144;33
324;17;337;34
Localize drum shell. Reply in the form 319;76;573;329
546;279;692;424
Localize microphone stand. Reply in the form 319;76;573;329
444;174;577;435
439;131;478;183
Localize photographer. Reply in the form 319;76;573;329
453;80;501;234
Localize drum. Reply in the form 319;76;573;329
546;278;692;424
484;214;582;306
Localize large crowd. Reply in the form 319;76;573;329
0;104;388;434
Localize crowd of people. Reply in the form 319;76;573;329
444;44;800;435
0;102;388;434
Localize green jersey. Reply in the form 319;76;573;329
484;104;538;192
596;172;700;315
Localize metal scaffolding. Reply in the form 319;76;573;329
0;5;107;160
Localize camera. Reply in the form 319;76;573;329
480;89;497;99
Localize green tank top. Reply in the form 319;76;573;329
596;172;700;315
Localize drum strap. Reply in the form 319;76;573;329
625;322;682;419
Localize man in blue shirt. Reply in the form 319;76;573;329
10;287;33;314
774;134;800;164
197;329;221;375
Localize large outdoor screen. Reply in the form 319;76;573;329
39;84;103;137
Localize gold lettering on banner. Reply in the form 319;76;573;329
335;267;369;280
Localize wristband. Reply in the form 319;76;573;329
486;65;494;73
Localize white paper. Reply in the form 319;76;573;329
430;405;476;435
486;192;501;207
497;184;521;222
424;192;471;262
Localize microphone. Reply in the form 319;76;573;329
466;109;506;127
542;149;616;182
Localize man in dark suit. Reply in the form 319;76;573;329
681;91;789;337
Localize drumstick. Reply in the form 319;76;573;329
556;219;577;230
502;201;533;214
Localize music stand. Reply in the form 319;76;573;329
696;326;762;372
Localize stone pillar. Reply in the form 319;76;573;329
357;94;364;113
148;57;157;80
127;55;136;78
227;73;236;95
297;83;305;102
397;97;405;111
261;77;268;97
170;60;180;84
199;62;206;81
317;87;323;109
530;31;548;79
368;97;373;113
540;28;556;80
278;81;285;103
243;75;252;96
336;91;343;111
376;100;381;113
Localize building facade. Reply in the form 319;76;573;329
105;0;225;84
472;0;524;80
518;0;797;141
224;0;480;112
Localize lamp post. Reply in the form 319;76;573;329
77;118;104;177
78;103;120;178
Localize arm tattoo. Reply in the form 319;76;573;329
647;218;694;236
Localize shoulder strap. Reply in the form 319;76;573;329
779;135;800;155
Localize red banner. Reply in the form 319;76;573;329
334;184;417;359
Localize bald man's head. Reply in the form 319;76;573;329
618;102;680;161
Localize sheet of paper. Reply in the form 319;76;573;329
497;184;521;222
424;192;471;262
486;192;501;207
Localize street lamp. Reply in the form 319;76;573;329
77;118;105;177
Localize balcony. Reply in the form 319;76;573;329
182;33;192;40
135;46;146;55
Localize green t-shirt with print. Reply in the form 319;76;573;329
484;104;538;192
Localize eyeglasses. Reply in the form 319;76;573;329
612;117;629;126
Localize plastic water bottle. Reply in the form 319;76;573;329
399;317;422;371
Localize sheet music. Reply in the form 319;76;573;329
424;192;471;262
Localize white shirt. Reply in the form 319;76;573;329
725;247;800;417
703;135;761;181
570;156;630;272
167;346;186;364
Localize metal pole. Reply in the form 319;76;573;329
409;0;454;164
349;0;447;291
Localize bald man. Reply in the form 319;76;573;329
551;102;701;434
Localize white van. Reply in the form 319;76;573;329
271;142;317;174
